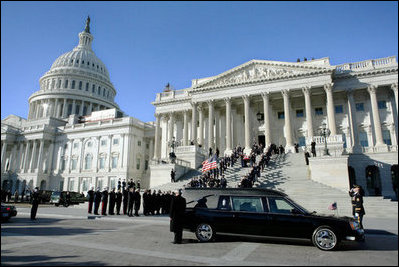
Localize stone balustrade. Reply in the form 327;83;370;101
335;56;397;73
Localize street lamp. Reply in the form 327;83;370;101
256;111;264;123
319;122;331;156
168;137;179;163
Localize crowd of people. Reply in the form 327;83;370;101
1;188;31;203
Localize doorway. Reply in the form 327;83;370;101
366;165;382;196
258;135;265;147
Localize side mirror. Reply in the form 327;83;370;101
291;208;302;215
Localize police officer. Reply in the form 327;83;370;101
169;189;186;244
115;189;122;215
87;187;95;214
108;187;116;215
349;185;365;229
94;187;102;215
30;187;40;220
101;187;109;216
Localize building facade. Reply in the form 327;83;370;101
1;18;155;194
152;56;398;197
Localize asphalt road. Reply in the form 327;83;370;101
1;204;398;266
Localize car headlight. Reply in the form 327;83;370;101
349;220;360;230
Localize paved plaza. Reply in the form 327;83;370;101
1;204;398;266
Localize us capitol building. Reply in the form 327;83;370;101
2;18;398;198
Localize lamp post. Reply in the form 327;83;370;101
320;122;331;156
168;137;179;163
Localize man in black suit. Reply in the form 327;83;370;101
122;187;128;215
127;187;135;217
87;187;95;214
101;187;108;216
133;189;141;216
169;189;186;244
30;187;40;220
94;187;102;215
115;189;122;215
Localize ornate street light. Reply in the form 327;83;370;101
168;137;179;163
319;122;331;156
256;111;264;122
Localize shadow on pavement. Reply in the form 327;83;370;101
1;217;65;226
1;252;103;266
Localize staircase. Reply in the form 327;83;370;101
154;152;398;218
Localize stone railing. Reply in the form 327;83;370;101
362;145;397;153
308;134;344;145
335;56;397;74
155;89;189;102
150;157;191;168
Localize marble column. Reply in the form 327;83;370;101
367;85;385;147
46;142;54;173
62;99;68;118
324;83;337;136
191;102;197;145
347;89;361;153
79;100;85;116
183;110;188;146
23;141;31;172
107;135;113;171
17;142;24;171
198;104;204;147
94;137;100;172
29;140;38;172
208;100;214;150
9;144;17;171
390;83;398;142
215;109;220;150
168;113;175;154
153;114;161;160
224;97;232;155
392;83;398;111
261;92;271;148
72;100;76;115
282;90;294;150
243;95;251;154
1;142;8;173
302;86;314;141
36;140;44;173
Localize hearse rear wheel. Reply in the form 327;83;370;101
312;226;339;251
195;223;215;242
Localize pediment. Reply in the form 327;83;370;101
192;59;333;89
1;115;26;128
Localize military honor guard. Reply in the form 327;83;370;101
108;187;116;215
127;187;135;217
116;189;122;215
94;187;102;215
87;187;95;214
122;187;128;215
134;189;141;216
349;185;365;229
101;187;109;216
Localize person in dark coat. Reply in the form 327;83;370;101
115;189;122;215
143;189;149;215
134;189;141;216
122;187;128;215
101;187;109;216
30;187;40;220
349;185;366;229
65;191;71;207
152;190;158;215
304;151;310;165
87;187;95;214
127;187;135;217
169;189;186;244
108;187;116;215
94;187;102;215
171;169;175;183
311;141;316;157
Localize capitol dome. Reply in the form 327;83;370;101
28;17;120;120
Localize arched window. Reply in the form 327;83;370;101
64;80;69;88
79;81;82;90
51;79;55;89
85;154;93;170
57;80;61;89
86;82;89;91
72;80;76;89
92;84;95;93
98;86;101;95
103;88;106;96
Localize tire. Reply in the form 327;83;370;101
312;226;339;251
195;223;215;242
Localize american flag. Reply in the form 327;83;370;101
202;154;218;172
328;202;337;210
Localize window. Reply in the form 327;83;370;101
383;130;392;145
113;138;119;145
231;196;264;213
378;100;387;109
72;80;75;89
71;158;78;170
298;136;306;147
268;197;296;214
51;79;55;89
75;105;80;114
101;140;107;146
85;154;92;170
146;143;149;149
136;158;141;170
315;107;323;116
218;196;231;211
79;81;82;90
82;60;84;64
87;141;92;148
99;157;105;169
359;131;369;147
57;80;61;89
296;109;304;118
86;82;89;91
67;104;73;116
278;111;284;119
92;84;95;93
145;160;149;170
64;80;69;88
76;59;79;64
111;156;118;169
68;179;74;191
356;103;364;112
61;157;66;171
73;142;79;149
138;140;142;146
335;105;343;114
98;86;101;95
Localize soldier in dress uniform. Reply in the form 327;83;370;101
115;189;122;215
30;187;40;220
122;187;128;215
101;187;109;216
108;187;116;215
133;189;141;216
94;187;102;215
143;189;149;216
87;186;95;214
169;189;186;244
127;187;135;217
349;185;365;229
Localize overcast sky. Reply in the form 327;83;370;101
1;1;398;122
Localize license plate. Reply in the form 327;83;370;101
2;213;9;217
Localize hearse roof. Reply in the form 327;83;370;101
183;188;287;197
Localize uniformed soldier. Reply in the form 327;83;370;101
108;187;116;215
122;187;128;215
87;187;95;214
115;189;122;215
127;187;135;217
30;187;40;220
93;187;102;215
143;189;149;216
101;187;109;216
169;189;186;244
349;185;365;229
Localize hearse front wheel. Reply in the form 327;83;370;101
312;226;339;251
195;223;215;242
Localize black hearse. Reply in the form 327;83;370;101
182;188;364;251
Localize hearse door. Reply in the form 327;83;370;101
231;196;272;236
215;196;237;234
